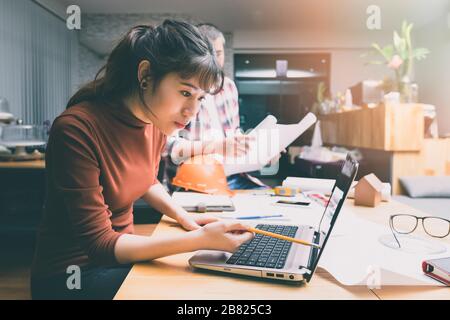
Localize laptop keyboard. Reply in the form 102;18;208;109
226;224;299;269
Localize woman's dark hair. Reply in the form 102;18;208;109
66;19;224;109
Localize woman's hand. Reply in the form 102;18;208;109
191;220;255;252
177;213;221;231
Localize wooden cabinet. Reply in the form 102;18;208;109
392;139;450;194
0;162;46;234
320;103;424;151
319;104;450;194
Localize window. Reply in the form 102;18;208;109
0;0;77;125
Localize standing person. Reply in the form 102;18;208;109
31;20;253;300
166;23;271;190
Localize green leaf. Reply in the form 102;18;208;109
393;31;407;59
393;31;401;49
411;47;430;60
401;21;408;37
404;22;413;51
371;43;383;53
371;43;394;61
371;43;386;60
381;45;394;60
407;23;413;38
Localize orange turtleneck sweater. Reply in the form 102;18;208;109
32;101;166;279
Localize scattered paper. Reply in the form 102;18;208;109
319;212;448;286
283;177;391;201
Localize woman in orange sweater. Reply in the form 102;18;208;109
31;20;253;300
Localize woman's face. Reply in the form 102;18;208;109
131;69;207;136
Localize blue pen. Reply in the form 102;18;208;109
224;214;284;220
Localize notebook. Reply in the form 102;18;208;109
422;257;450;286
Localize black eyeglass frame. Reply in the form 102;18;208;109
389;214;450;248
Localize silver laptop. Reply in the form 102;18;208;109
189;154;358;283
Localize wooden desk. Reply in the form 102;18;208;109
0;160;45;170
115;198;450;300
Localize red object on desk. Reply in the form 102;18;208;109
309;193;329;206
422;258;450;286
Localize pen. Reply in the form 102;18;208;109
223;214;284;220
247;226;322;249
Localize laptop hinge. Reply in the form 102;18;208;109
299;231;321;281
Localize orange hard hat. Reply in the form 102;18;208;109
172;154;233;195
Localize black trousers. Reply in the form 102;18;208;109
31;264;132;300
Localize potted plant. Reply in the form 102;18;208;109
365;21;430;102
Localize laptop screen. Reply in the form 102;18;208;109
306;154;358;282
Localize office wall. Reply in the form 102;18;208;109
75;13;235;90
232;29;390;97
76;43;105;91
415;13;450;136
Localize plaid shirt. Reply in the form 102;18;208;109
166;77;241;161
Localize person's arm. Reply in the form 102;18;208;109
114;220;254;264
113;229;200;263
117;181;254;263
169;137;213;164
170;135;253;164
140;182;219;231
141;183;185;221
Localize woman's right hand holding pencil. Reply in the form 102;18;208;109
192;220;254;252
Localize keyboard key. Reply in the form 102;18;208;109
267;257;278;264
226;258;238;264
237;259;249;265
225;224;299;268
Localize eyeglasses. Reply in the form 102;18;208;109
389;214;450;248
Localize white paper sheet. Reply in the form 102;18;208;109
222;113;317;176
319;212;449;286
206;193;322;224
283;177;335;194
201;192;447;286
